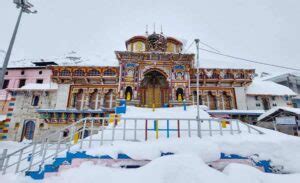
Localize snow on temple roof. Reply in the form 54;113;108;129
258;107;300;121
246;80;297;96
10;83;58;91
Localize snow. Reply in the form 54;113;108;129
258;106;300;121
246;80;297;96
122;105;211;119
10;83;58;91
1;133;300;183
1;107;300;182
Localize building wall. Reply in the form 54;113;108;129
246;95;290;110
55;84;70;109
8;91;57;141
3;68;52;89
234;87;247;110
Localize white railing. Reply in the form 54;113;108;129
0;117;264;175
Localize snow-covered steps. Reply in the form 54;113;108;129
25;151;150;180
25;151;283;180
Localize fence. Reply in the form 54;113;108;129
0;117;264;175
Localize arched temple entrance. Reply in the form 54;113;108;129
140;70;169;107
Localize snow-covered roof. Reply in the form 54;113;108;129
10;83;58;91
208;110;265;116
246;80;297;96
258;107;300;121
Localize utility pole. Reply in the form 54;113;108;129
0;0;37;89
195;39;200;120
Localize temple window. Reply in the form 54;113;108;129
60;70;71;76
211;72;219;79
88;69;100;76
224;72;234;79
53;70;58;76
31;95;40;106
176;88;184;101
2;80;9;89
74;69;85;76
104;69;116;76
125;86;133;101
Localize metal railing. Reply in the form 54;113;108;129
0;117;264;175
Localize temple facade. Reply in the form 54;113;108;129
49;33;255;111
3;32;265;141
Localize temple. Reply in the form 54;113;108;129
1;32;296;141
50;32;254;110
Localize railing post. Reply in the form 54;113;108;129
40;138;49;169
0;149;8;172
134;119;137;141
111;120;116;144
100;125;104;146
167;120;170;138
123;119;127;140
188;120;191;137
177;120;180;138
28;142;37;171
80;119;87;149
229;120;234;135
15;149;24;173
247;124;251;133
208;120;212;136
145;119;148;141
219;120;223;136
155;120;159;140
89;119;94;148
2;153;9;175
68;126;75;151
54;131;63;159
197;119;202;138
236;120;241;134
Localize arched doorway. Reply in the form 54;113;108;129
140;70;169;107
125;86;133;101
22;121;35;140
176;88;184;101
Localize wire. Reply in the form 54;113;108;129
198;40;220;53
182;41;195;53
198;47;300;71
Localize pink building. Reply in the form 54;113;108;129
0;62;55;140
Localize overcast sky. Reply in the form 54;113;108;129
1;0;300;74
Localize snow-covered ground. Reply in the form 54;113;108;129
0;106;300;182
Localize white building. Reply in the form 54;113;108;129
246;80;297;110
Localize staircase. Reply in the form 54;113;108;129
0;117;264;176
